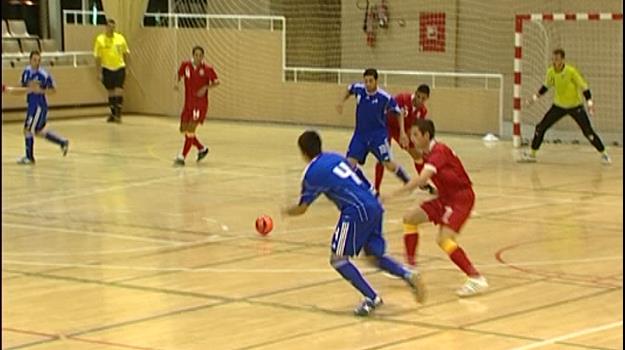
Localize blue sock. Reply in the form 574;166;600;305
44;131;65;146
378;255;411;279
394;166;410;183
25;135;34;159
333;259;377;300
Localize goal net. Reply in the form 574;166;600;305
514;13;623;147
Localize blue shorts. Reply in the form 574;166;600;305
346;131;392;165
24;104;48;133
331;209;386;257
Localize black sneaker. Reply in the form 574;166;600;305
106;115;115;123
353;296;383;317
61;141;69;156
197;147;209;162
173;158;185;167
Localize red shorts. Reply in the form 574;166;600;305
388;126;415;149
180;104;208;124
421;188;475;232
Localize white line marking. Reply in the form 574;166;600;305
1;224;336;256
508;321;623;350
3;222;182;245
3;256;621;273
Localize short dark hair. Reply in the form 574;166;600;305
107;19;116;25
416;84;430;96
412;118;435;139
298;130;322;159
29;50;40;59
192;46;205;55
553;48;565;58
363;68;378;80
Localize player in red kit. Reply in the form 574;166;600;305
173;46;220;166
384;118;488;297
374;84;430;193
374;84;431;267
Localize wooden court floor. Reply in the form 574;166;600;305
2;116;622;350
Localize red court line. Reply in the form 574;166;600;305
495;237;622;288
2;327;162;350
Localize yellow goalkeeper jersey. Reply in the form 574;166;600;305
544;64;588;108
93;32;129;70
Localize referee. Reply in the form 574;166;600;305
94;19;129;123
521;49;611;164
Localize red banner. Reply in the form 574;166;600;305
419;12;446;52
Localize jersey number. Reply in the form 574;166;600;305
332;162;363;185
192;109;200;120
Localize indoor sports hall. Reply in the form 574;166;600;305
2;1;622;349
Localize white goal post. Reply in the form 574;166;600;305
513;12;623;148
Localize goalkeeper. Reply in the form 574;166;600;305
521;48;611;164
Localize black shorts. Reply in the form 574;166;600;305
102;68;126;90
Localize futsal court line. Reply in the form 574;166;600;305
508;321;623;350
4;255;620;274
2;222;186;245
3;265;618;350
1;223;335;257
2;165;295;211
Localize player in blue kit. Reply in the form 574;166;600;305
4;51;69;164
336;68;411;188
282;130;426;316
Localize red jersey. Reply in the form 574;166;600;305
177;61;218;108
416;140;472;200
387;92;428;132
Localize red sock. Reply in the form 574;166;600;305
403;233;419;266
374;162;385;192
449;247;479;277
182;136;193;157
192;136;204;150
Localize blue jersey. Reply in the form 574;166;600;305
299;152;382;221
21;65;54;108
348;83;400;134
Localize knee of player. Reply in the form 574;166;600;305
436;231;457;250
365;255;379;266
383;161;397;171
23;129;33;137
330;254;349;268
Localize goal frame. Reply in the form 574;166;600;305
512;12;623;148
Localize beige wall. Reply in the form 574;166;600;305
62;24;498;134
340;0;622;135
1;66;108;109
341;0;458;71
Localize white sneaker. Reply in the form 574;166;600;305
382;272;401;279
16;156;35;165
601;153;612;165
456;276;488;297
517;150;536;163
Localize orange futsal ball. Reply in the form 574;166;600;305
255;215;273;236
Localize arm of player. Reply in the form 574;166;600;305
573;68;594;116
390;167;435;198
281;203;309;216
93;39;102;80
397;109;409;148
335;86;352;114
528;85;548;106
